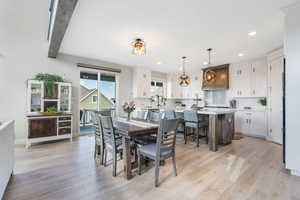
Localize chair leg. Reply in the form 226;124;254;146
184;127;187;144
205;127;209;144
113;153;117;177
155;159;160;187
172;154;177;176
196;128;200;147
103;149;107;167
94;144;97;160
100;145;105;165
138;152;142;175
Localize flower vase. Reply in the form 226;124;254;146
127;112;131;121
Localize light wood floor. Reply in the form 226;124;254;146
4;135;300;200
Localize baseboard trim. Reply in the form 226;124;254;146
291;170;300;177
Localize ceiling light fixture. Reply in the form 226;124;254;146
132;38;146;56
203;48;216;84
238;53;244;57
203;61;209;65
248;31;257;37
157;62;162;65
204;48;213;67
179;56;190;87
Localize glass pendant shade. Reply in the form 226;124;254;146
132;38;146;56
179;56;190;87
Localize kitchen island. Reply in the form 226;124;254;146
175;108;236;152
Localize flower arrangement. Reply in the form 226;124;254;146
122;101;136;120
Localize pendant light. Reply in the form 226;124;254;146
203;48;216;83
132;38;146;56
179;56;190;87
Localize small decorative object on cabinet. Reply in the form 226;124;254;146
26;75;72;148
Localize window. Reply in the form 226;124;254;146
92;95;97;104
151;80;165;96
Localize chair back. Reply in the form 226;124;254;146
164;110;176;119
96;109;111;117
135;110;148;120
99;115;117;149
156;118;179;158
90;111;98;125
183;110;199;123
148;111;162;122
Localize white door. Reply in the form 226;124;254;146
269;57;283;144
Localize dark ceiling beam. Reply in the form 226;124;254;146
48;0;78;58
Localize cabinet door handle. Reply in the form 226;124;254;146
253;90;255;95
246;119;248;124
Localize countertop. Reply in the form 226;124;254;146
174;108;237;115
26;113;72;118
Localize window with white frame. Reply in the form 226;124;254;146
92;95;97;104
151;80;165;96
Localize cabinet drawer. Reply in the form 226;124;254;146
59;116;71;121
59;121;71;127
59;128;71;135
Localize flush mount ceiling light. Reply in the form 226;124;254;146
238;53;244;57
157;61;162;65
132;38;146;56
248;31;257;37
179;56;190;87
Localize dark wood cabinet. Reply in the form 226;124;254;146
28;118;57;138
26;114;72;147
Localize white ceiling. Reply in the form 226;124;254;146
60;0;297;72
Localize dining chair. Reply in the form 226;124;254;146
137;118;180;187
183;110;208;147
93;110;111;163
148;111;162;122
165;110;185;139
134;110;157;146
99;115;136;176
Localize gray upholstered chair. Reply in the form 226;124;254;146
99;115;135;176
93;111;111;163
134;110;157;146
183;110;208;147
164;110;176;119
135;110;148;120
137;118;180;187
148;111;162;122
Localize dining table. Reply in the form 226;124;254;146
113;117;159;180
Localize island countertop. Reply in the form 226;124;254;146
173;108;237;115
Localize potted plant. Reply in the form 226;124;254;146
122;101;136;121
259;97;267;106
33;73;64;99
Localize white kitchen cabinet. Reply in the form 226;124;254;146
251;59;267;97
235;110;267;138
132;68;151;98
230;59;267;98
167;72;203;99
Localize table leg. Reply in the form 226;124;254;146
122;136;132;180
209;115;218;152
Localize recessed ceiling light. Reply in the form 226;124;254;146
238;53;244;57
248;31;257;37
203;61;208;65
157;62;162;65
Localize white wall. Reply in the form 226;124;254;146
282;1;300;176
0;0;133;144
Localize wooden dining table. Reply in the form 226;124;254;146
113;118;159;180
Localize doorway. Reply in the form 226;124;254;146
79;69;117;134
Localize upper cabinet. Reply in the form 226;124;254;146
167;72;203;99
132;68;151;98
27;80;72;114
230;58;267;98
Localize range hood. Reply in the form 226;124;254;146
202;64;229;90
